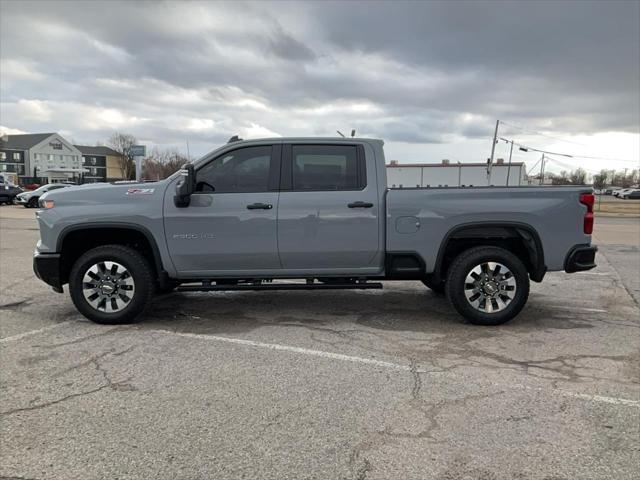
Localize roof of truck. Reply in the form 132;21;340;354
227;137;383;143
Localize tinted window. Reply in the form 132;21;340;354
196;146;272;193
292;145;361;191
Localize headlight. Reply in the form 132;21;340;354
39;199;55;209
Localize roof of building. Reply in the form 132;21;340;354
387;162;525;168
0;133;56;150
74;145;120;156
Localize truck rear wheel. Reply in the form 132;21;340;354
445;246;529;325
69;245;154;324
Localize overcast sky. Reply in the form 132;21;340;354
1;0;639;174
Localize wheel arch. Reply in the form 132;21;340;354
433;222;546;284
57;223;167;286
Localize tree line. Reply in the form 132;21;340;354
591;169;639;189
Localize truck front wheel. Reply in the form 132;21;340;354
445;246;530;325
69;245;154;324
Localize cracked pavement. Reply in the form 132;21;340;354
1;207;639;480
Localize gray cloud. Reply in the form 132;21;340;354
0;0;638;166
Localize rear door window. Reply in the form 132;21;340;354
290;145;364;191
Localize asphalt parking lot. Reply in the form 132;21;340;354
1;205;639;480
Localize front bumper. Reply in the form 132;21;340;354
33;252;63;292
15;196;28;204
565;245;598;273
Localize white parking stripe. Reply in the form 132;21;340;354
154;329;639;408
546;306;608;313
0;320;76;344
560;391;639;407
154;329;425;372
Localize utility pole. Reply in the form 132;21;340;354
539;154;545;185
457;161;462;187
506;140;514;186
487;119;499;185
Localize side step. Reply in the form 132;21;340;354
176;282;383;292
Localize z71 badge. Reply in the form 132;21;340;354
126;188;155;195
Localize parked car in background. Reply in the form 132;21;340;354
613;188;632;198
0;184;23;205
23;183;42;191
15;183;73;208
622;189;640;199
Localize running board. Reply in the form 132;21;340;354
176;282;383;292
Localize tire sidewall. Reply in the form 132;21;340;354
69;246;152;324
446;247;530;325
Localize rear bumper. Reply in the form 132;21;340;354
33;252;63;292
565;245;597;273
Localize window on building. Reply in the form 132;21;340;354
0;152;6;160
13;152;20;160
291;145;364;191
91;157;97;165
48;154;54;161
195;146;273;193
17;165;25;174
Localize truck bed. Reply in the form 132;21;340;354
386;185;592;273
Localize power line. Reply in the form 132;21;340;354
498;137;573;157
498;136;638;163
544;155;599;174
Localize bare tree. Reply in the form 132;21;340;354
550;171;570;185
142;147;190;180
108;132;137;180
592;169;608;190
569;168;588;185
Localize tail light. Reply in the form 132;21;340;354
580;193;594;234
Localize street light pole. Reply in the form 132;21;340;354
487;119;499;185
506;140;514;186
457;161;462;187
539;154;545;185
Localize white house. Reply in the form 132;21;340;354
0;133;86;184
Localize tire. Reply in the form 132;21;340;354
421;278;445;294
28;197;39;208
69;245;154;324
445;246;530;326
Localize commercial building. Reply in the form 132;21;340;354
74;145;124;183
386;159;527;188
0;132;126;185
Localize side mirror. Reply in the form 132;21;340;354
174;163;195;208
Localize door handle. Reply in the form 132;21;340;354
246;203;273;210
348;201;374;208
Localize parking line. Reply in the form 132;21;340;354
0;320;76;344
546;306;608;313
154;330;429;373
154;329;639;408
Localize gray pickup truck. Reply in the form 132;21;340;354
33;137;597;326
